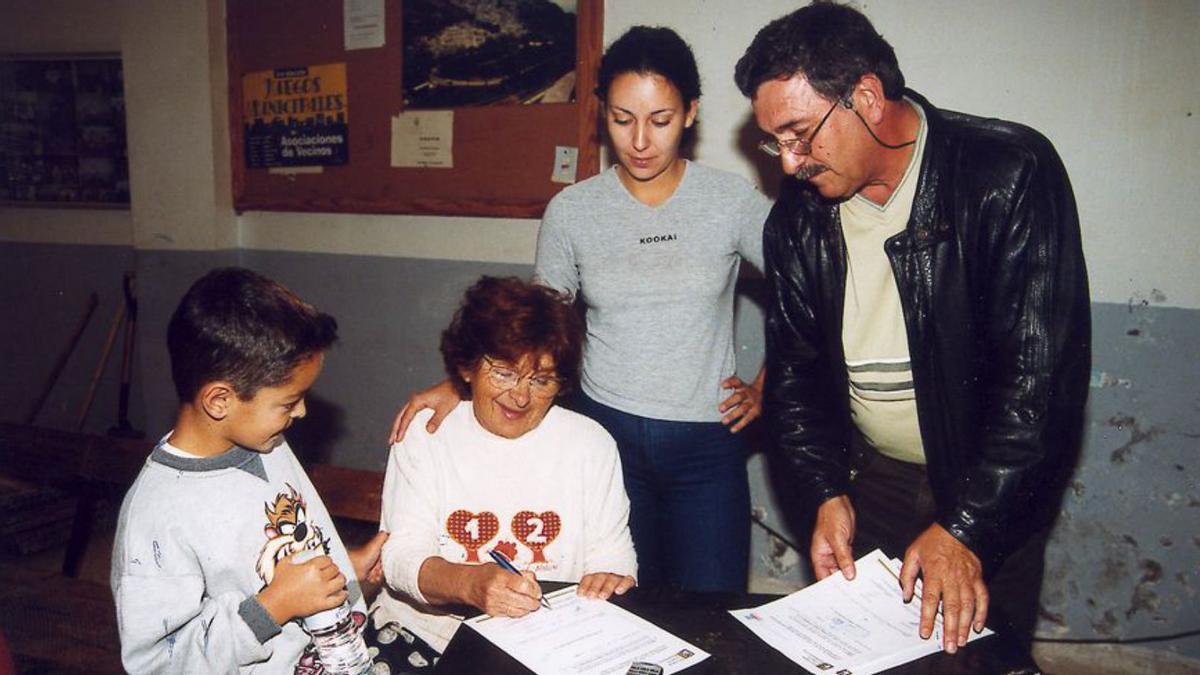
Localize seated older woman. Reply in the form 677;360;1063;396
369;276;637;664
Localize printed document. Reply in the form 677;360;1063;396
344;0;385;50
466;585;709;674
730;549;993;675
390;111;453;168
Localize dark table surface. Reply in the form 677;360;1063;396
436;584;1040;674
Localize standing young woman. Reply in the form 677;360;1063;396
390;26;771;593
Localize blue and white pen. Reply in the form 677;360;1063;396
488;548;552;610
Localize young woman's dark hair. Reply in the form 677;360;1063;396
596;25;702;104
440;277;583;397
167;267;338;402
734;1;905;102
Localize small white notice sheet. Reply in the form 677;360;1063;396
465;585;710;675
390;110;453;168
730;549;993;675
344;0;385;50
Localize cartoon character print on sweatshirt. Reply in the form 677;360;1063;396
255;483;331;584
254;484;368;675
444;508;561;570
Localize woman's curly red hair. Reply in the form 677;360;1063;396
441;277;583;397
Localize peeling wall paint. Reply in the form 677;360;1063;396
1037;301;1199;656
1105;414;1163;464
1090;371;1132;389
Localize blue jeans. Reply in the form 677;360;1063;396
570;392;750;592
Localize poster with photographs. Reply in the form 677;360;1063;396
402;0;577;108
242;63;349;168
0;58;130;206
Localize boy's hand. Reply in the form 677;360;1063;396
258;552;348;625
467;565;543;618
349;531;388;586
577;572;636;600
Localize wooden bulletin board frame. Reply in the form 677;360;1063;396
227;0;603;218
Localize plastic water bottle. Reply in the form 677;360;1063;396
292;550;373;674
304;602;372;674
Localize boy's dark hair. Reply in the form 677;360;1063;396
596;25;702;104
734;1;905;101
441;276;583;398
167;267;338;403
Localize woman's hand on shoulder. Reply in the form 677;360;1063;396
576;572;636;600
388;379;462;443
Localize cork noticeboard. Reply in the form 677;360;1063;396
226;0;603;218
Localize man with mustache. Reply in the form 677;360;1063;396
735;2;1090;656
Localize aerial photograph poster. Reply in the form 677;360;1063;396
402;0;577;108
242;63;348;169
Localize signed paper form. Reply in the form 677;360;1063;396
730;549;993;675
466;585;709;674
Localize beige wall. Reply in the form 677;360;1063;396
2;0;1198;307
122;0;235;251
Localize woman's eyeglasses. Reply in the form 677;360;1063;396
482;356;564;399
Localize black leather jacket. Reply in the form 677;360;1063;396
763;90;1090;573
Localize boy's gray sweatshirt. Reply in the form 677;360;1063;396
111;437;365;673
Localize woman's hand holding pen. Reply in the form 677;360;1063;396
468;564;544;618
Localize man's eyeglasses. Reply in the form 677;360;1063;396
482;356;564;399
759;93;916;158
758;96;843;158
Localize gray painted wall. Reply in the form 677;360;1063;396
2;241;1196;657
1;243;142;434
1042;302;1199;653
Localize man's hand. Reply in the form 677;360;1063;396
388;379;462;443
577;572;636;600
258;553;348;625
810;495;856;580
899;524;988;654
718;373;764;433
348;531;388;586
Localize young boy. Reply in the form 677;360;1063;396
111;267;386;673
